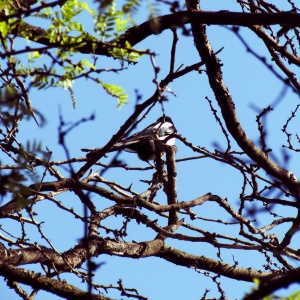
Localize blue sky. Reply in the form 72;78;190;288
1;0;300;299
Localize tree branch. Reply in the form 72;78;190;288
0;262;111;300
187;8;300;200
10;11;300;59
0;237;275;282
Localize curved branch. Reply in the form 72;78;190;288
244;268;300;300
11;11;300;59
0;262;110;300
0;227;296;294
1;237;273;282
157;243;268;282
187;9;300;198
119;11;300;47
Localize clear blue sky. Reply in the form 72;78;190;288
1;0;299;299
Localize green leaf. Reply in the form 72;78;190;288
80;59;96;70
28;51;41;62
116;17;129;33
99;81;128;108
0;21;9;37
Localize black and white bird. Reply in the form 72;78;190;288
82;116;176;162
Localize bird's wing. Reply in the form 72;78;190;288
81;136;153;157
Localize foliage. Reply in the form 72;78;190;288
1;0;142;108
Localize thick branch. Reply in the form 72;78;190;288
0;237;274;282
157;243;268;282
244;268;300;300
10;11;300;59
120;11;300;47
187;10;300;199
0;262;111;300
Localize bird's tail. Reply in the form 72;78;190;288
81;139;143;157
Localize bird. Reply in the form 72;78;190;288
82;116;177;162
